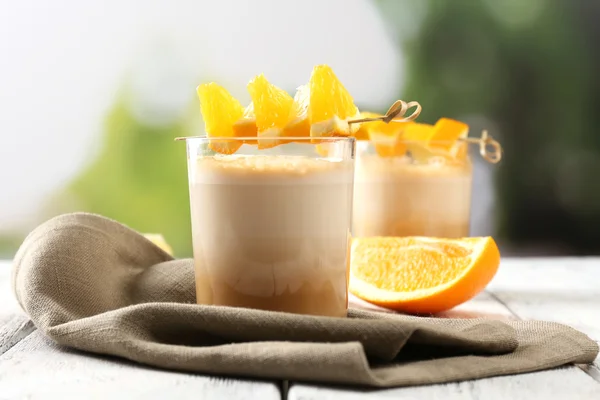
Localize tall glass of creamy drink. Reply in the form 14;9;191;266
353;139;472;238
185;137;355;317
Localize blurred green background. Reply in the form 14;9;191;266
1;0;599;258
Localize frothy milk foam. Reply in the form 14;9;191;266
353;154;472;237
190;155;354;317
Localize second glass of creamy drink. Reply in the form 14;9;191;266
353;119;474;238
186;137;355;317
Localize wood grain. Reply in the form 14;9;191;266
290;258;600;399
289;367;600;400
487;258;600;341
2;258;599;399
0;330;281;400
0;262;33;357
0;261;281;400
487;257;600;382
0;314;34;356
0;261;20;318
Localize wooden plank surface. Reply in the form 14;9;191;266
487;258;600;342
487;257;600;382
2;259;600;399
289;258;600;399
289;367;600;400
0;314;34;356
0;330;281;400
0;262;20;318
0;263;33;357
0;261;282;400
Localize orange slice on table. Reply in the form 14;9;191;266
350;236;501;314
309;65;361;138
248;75;310;149
197;83;256;154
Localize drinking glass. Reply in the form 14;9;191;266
184;137;355;317
353;139;472;238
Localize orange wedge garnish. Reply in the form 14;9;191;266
248;75;311;149
403;119;470;163
352;111;379;140
403;122;435;142
286;84;310;138
309;65;361;138
235;103;259;145
317;110;376;157
429;118;469;151
364;118;411;157
403;122;434;163
247;74;294;149
424;118;469;161
350;236;501;314
197;83;253;154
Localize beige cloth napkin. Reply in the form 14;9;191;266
12;213;598;387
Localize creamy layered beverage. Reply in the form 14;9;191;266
187;150;354;317
353;152;472;237
186;65;363;315
351;118;475;238
182;64;502;319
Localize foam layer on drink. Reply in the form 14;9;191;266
353;154;472;238
192;155;354;185
190;155;354;317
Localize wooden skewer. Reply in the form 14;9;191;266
348;100;422;125
176;97;501;164
459;130;502;164
349;99;501;163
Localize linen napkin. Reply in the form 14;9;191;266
11;213;598;387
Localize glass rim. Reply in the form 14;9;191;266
176;136;355;142
177;136;470;144
357;138;467;144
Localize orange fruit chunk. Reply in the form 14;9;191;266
350;236;501;314
365;118;411;157
368;132;408;157
247;74;294;149
403;119;469;164
309;65;361;138
285;84;311;139
352;111;380;140
452;140;469;161
403;122;435;142
429;118;469;152
197;82;247;154
248;76;310;149
422;118;469;162
317;110;376;157
235;103;259;145
143;234;173;256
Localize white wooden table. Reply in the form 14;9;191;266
1;258;599;399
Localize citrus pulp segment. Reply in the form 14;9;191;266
350;236;501;314
308;65;361;137
247;74;295;149
197;83;246;154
